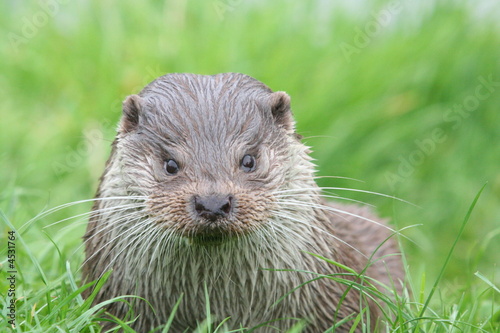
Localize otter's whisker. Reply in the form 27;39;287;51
279;199;396;234
274;187;416;207
98;220;158;279
271;210;368;259
20;196;147;232
275;193;375;208
56;208;143;238
79;214;151;271
313;175;365;183
146;226;169;273
266;216;310;245
79;208;147;249
44;202;146;229
279;199;416;246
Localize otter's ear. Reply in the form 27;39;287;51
120;95;143;133
269;91;294;132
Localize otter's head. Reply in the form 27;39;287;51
112;73;313;246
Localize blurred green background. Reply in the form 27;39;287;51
0;0;499;325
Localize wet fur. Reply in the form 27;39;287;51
83;73;403;332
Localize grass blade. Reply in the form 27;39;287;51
474;271;500;294
414;183;487;330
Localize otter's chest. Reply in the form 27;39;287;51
128;247;311;330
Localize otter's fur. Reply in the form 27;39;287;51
83;73;403;332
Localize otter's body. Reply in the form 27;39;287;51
83;73;402;332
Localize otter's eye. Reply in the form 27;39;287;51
241;155;256;172
164;159;179;175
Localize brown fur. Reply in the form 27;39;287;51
82;73;403;332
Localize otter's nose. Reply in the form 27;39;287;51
193;195;234;222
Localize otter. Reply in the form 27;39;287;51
83;73;403;332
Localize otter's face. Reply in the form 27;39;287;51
113;74;301;245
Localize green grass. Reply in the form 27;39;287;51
1;0;499;331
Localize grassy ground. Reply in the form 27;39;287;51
0;0;499;331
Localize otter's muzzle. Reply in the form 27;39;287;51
193;194;234;222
